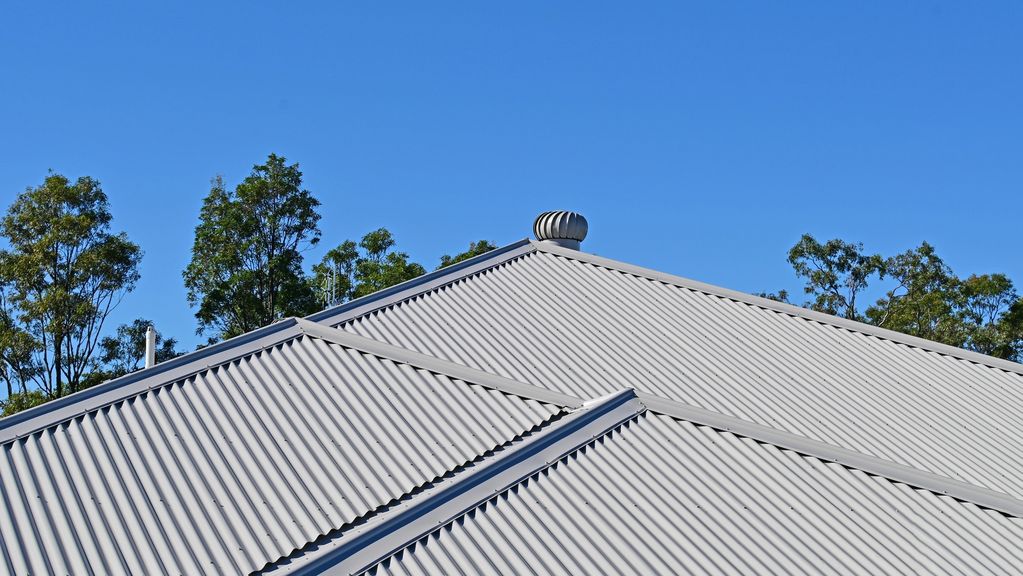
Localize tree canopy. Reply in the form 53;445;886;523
0;173;142;399
787;234;885;321
85;318;182;385
184;154;322;338
776;234;1023;362
313;228;427;306
438;240;497;269
313;231;498;309
6;157;1017;422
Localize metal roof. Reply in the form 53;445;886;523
319;240;1023;500
4;237;1023;574
359;408;1023;576
0;319;561;575
255;389;1023;576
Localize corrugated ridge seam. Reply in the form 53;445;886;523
259;389;646;575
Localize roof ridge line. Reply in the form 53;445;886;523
531;241;1023;377
256;402;573;574
638;392;1023;518
0;318;307;443
306;238;536;325
0;313;576;445
259;389;646;575
295;318;583;408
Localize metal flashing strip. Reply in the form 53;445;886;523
639;392;1023;519
307;238;536;326
532;241;1023;376
0;318;307;442
298;320;1023;519
0;314;577;446
262;389;645;575
295;319;584;409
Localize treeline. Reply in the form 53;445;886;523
0;153;494;415
3;156;1021;416
760;235;1023;361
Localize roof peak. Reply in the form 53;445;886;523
530;240;1023;377
312;237;1023;376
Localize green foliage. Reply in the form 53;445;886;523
958;273;1020;357
1;390;49;417
184;154;322;338
782;234;1023;362
865;245;1023;359
755;289;790;304
354;229;426;298
0;172;142;398
313;228;426;306
0;293;39;399
787;234;885;320
865;243;962;344
438;240;497;269
94;318;182;380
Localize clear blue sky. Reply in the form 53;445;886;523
1;2;1020;350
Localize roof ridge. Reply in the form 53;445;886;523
531;241;1023;377
298;320;1023;518
0;318;307;442
308;236;1023;376
295;318;582;408
639;392;1023;518
255;398;575;574
306;238;536;325
257;389;647;575
0;315;577;445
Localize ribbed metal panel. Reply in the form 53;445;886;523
340;250;1023;499
0;335;559;575
367;412;1023;576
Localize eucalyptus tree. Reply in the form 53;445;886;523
778;234;1022;362
184;154;321;338
313;228;426;306
0;173;142;398
438;240;496;269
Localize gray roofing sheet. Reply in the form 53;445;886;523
0;329;560;575
363;409;1023;576
330;243;1023;499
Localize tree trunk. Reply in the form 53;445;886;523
54;333;63;398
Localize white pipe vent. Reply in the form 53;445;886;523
533;211;588;250
145;325;157;369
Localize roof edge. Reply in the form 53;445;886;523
0;315;581;445
0;318;307;442
307;238;536;325
533;241;1023;376
262;389;646;575
639;392;1023;519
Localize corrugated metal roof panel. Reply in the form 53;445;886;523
338;248;1023;499
366;411;1023;576
0;334;560;575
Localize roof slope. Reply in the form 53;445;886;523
316;240;1023;499
257;389;1023;576
361;409;1023;576
0;320;561;575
